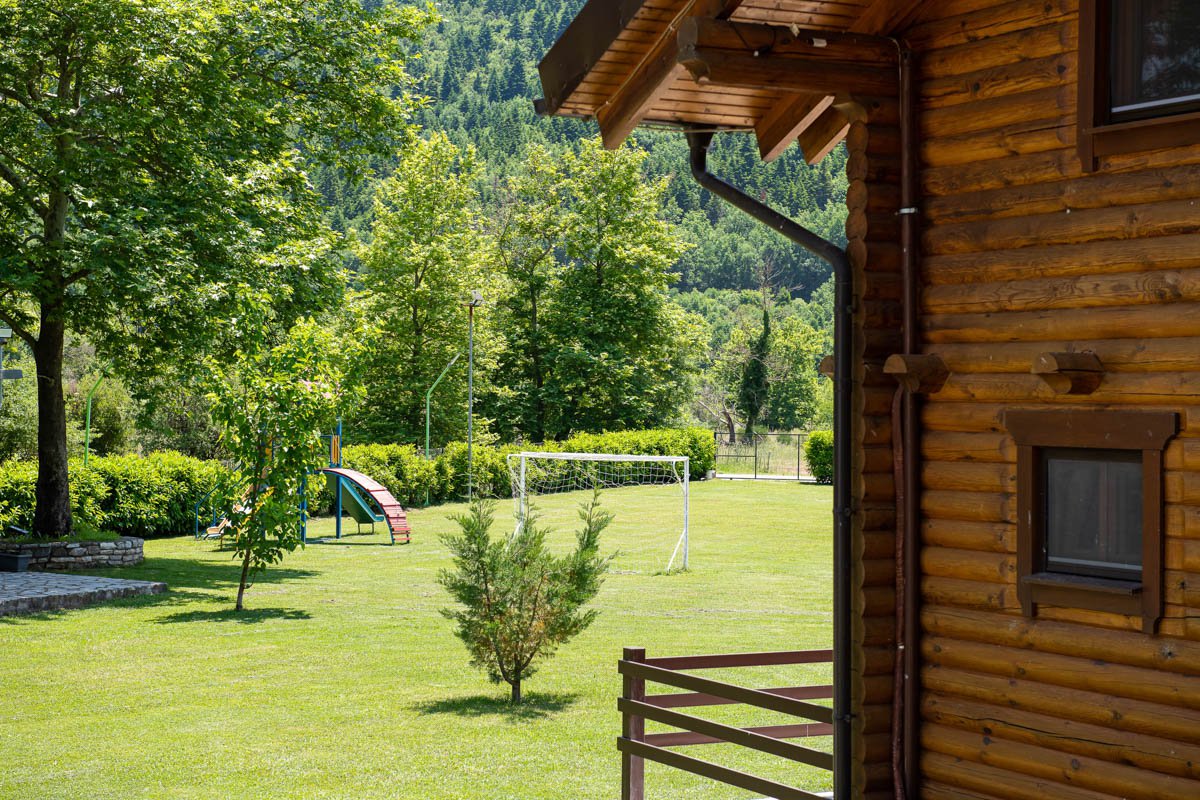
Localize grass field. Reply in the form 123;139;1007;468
0;481;833;800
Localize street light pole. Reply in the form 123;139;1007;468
466;290;483;501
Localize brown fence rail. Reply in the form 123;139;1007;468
619;647;834;800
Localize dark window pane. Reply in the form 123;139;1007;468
1110;0;1200;119
1044;449;1142;580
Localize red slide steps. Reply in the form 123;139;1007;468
320;467;412;544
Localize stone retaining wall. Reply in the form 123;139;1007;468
0;537;144;570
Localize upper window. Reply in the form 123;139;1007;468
1005;409;1177;633
1079;1;1200;169
1109;1;1200;122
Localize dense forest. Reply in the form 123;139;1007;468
0;0;849;465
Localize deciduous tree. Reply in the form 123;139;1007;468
0;0;432;537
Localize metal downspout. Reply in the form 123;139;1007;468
686;129;854;798
898;47;922;800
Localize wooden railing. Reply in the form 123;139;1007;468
619;647;834;800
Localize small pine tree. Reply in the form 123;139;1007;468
439;491;613;703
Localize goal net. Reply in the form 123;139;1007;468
507;451;691;573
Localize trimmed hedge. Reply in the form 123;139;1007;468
803;430;834;484
323;427;715;510
0;452;229;538
0;428;716;536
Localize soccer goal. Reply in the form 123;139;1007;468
507;451;691;572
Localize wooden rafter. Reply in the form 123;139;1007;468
677;19;898;97
596;0;744;150
796;105;851;164
752;0;923;161
755;92;834;161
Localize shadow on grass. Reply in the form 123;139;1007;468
102;556;320;593
412;691;579;721
155;606;312;624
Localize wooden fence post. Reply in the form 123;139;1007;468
622;647;646;800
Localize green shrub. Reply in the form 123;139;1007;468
0;453;229;539
803;430;834;484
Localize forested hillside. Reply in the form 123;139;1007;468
318;0;849;296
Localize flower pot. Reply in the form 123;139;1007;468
0;552;31;572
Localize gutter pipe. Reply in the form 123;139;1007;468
686;129;854;798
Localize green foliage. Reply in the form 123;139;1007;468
0;453;228;537
314;427;715;511
439;492;612;702
349;133;491;445
0;0;432;537
208;321;351;610
487;140;702;440
803;430;835;484
737;308;771;439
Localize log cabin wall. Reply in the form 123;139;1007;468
844;100;905;799
903;1;1200;798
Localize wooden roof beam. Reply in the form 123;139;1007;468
677;19;899;98
796;105;851;165
751;0;923;161
596;0;744;150
755;92;835;162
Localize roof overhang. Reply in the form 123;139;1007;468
537;0;924;162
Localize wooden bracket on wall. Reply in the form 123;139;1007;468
883;354;948;395
818;355;835;378
1032;352;1105;395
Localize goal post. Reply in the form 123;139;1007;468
506;451;691;572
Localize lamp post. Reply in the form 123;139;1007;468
466;290;483;501
425;351;462;506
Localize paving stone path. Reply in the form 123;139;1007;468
0;572;167;617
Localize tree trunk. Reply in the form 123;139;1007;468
31;313;71;538
236;547;252;611
510;678;522;704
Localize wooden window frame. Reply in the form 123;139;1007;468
1078;0;1200;171
1004;409;1178;633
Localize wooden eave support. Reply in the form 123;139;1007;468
818;355;835;378
596;0;744;150
884;354;949;395
677;19;899;98
1032;352;1106;395
754;0;923;161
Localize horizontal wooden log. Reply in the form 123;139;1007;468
923;694;1200;780
929;373;1200;407
859;645;895;676
921;605;1200;673
921;119;1072;168
922;518;1014;553
921;750;1120;800
919;19;1074;79
921;85;1074;139
922;430;1014;462
906;0;1073;52
926;303;1200;343
921;781;1010;800
1031;605;1147;633
923;722;1200;800
930;338;1200;375
922;546;1016;583
922;489;1014;523
922;636;1200;708
860;586;896;618
922;460;1015;493
924;162;1200;225
922;51;1074;112
922;575;1018;610
923;663;1200;746
923;233;1200;287
924;198;1200;257
925;268;1200;315
922;402;1008;433
677;19;898;96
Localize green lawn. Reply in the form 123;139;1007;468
0;480;833;799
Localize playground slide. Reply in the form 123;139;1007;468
321;467;412;545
